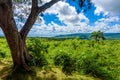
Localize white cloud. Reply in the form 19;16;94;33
94;22;109;32
94;6;109;16
92;19;120;33
93;0;120;16
9;1;120;37
27;1;120;36
105;24;120;33
40;1;90;34
94;6;104;16
90;0;120;33
45;1;89;24
98;16;119;23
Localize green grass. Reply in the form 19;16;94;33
0;61;100;80
0;65;100;80
0;37;120;80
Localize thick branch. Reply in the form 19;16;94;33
32;0;38;8
20;0;60;39
38;0;60;12
20;0;39;39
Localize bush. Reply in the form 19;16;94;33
27;38;48;67
0;51;6;58
76;51;120;80
54;51;76;75
27;38;42;54
29;53;48;67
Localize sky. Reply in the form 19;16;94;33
1;0;120;37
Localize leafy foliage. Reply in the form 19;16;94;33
1;37;120;80
0;52;6;58
46;38;120;79
0;38;10;58
54;51;76;75
27;38;48;67
90;30;105;41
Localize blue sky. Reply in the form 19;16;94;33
1;0;120;37
36;0;120;37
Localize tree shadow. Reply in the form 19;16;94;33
0;66;42;80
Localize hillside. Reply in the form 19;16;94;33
55;33;120;39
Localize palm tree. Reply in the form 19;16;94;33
90;30;105;42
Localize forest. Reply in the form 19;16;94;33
0;37;120;80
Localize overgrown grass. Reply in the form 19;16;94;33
0;37;120;80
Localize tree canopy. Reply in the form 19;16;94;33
90;30;105;41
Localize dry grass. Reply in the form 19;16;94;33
37;68;100;80
0;58;100;80
0;58;13;79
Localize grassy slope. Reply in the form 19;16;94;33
0;62;100;80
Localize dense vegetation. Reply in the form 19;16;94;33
0;37;120;80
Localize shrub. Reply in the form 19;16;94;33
54;51;76;75
29;53;48;67
27;38;48;67
76;51;120;80
0;51;6;58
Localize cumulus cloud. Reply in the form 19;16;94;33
45;1;89;24
6;0;119;37
39;1;90;34
98;16;120;23
94;6;108;16
92;0;120;15
27;1;120;36
92;19;120;33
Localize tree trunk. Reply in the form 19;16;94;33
0;0;60;71
0;0;30;70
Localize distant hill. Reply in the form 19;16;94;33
55;33;120;40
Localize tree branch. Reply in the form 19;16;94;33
20;0;39;39
20;0;60;39
32;0;38;8
38;0;60;12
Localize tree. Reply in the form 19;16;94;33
90;30;105;42
0;0;91;71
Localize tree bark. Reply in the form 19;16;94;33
0;0;60;70
0;0;30;70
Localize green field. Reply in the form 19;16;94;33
0;37;120;80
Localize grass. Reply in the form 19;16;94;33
0;59;101;80
0;38;120;80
